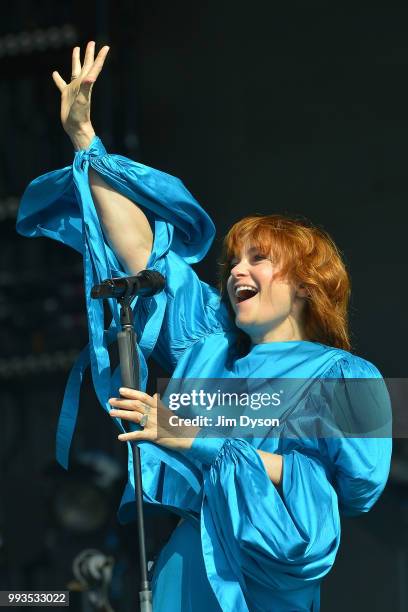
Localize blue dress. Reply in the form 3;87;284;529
17;136;392;611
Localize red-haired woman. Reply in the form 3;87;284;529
17;43;392;612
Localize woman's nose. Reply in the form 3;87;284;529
231;261;249;277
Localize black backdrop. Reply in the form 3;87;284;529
1;2;407;610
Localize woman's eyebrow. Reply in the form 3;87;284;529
229;247;259;260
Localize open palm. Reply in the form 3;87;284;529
52;41;110;134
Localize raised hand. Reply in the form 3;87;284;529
52;41;110;148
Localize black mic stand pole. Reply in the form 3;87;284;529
116;292;152;612
91;271;165;611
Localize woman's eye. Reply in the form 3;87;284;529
227;255;267;268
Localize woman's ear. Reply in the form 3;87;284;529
296;283;309;298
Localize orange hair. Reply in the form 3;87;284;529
218;214;351;352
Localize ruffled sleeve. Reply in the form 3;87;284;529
193;438;340;610
16;136;231;520
17;135;230;373
88;139;231;374
183;352;392;610
319;354;392;516
134;247;231;374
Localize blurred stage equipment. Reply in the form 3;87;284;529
52;451;122;534
69;549;115;612
0;25;78;57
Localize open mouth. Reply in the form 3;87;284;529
235;286;259;304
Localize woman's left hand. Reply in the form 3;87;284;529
108;387;199;451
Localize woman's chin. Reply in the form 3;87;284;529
234;314;256;332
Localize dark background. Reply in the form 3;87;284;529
1;2;407;610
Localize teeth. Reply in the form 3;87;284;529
235;285;258;296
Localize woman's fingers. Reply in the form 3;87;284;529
52;43;109;93
118;388;154;403
109;397;147;413
118;430;154;441
71;46;82;81
86;45;110;83
51;71;67;92
109;408;146;422
109;389;169;444
82;41;95;73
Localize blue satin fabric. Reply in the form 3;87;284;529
17;136;392;612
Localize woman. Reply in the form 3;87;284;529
17;42;392;611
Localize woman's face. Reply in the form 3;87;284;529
226;242;307;344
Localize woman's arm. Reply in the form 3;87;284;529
87;167;153;274
106;386;285;485
256;449;283;485
53;42;153;274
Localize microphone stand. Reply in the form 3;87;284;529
91;271;165;611
116;292;152;612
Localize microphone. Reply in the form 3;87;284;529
91;270;165;300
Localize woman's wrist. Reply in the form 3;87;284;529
67;123;96;151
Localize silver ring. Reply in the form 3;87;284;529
140;414;149;428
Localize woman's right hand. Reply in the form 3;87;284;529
52;41;110;149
